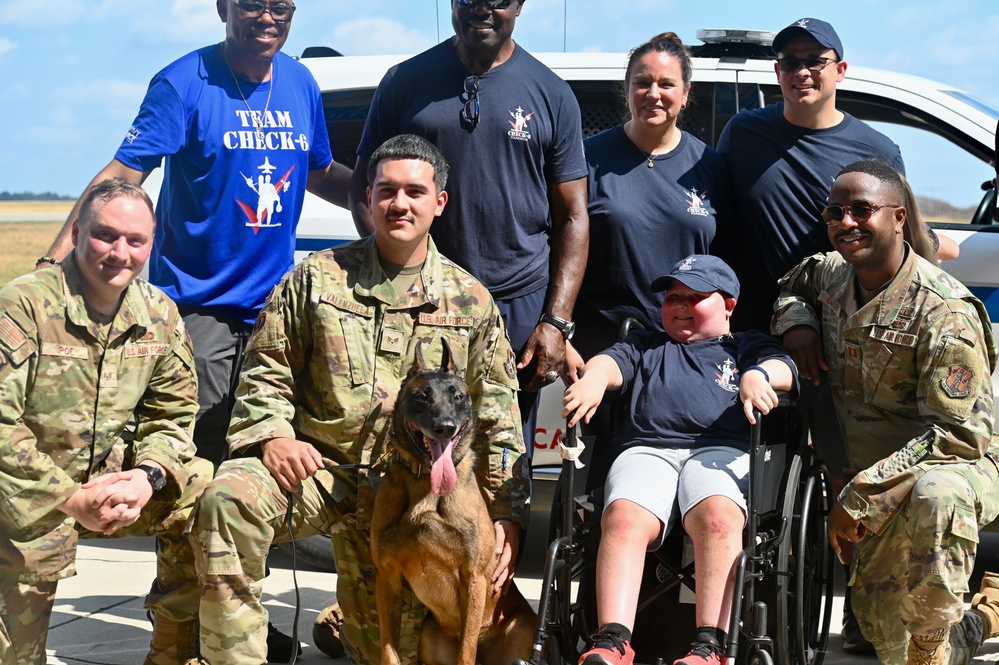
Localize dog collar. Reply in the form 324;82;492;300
391;451;423;477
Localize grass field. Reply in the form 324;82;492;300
0;202;71;286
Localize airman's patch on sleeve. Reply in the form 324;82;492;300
504;348;517;380
942;363;974;398
250;311;267;344
0;315;27;351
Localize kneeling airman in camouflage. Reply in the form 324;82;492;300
0;178;211;665
190;134;530;665
773;159;999;665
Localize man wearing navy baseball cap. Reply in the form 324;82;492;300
716;17;905;654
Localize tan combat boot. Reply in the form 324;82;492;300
313;602;346;658
971;571;999;638
145;615;200;665
906;637;948;665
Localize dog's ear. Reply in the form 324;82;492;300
439;337;459;374
413;340;428;373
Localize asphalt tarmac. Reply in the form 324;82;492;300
40;533;999;665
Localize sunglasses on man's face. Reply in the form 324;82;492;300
457;0;516;9
232;0;296;23
821;200;901;226
776;56;837;73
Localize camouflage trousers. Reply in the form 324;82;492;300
0;456;212;665
192;457;426;665
850;458;999;665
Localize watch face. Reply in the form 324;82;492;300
139;465;167;491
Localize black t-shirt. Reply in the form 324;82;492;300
358;41;587;300
574;125;734;358
717;103;904;332
603;329;794;452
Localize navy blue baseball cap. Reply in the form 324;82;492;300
772;18;843;61
650;254;741;300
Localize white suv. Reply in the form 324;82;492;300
283;30;998;568
297;29;997;463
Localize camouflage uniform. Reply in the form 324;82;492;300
0;255;210;665
773;248;999;665
192;236;530;665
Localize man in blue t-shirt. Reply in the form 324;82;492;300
44;2;352;470
349;0;589;460
716;18;903;655
41;2;351;660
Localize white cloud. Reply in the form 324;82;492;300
0;37;15;60
53;78;148;108
0;0;118;28
132;0;222;46
327;16;436;56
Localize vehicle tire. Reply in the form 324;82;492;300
276;534;337;572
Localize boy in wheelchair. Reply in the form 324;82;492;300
562;255;796;665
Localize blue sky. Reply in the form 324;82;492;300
1;0;997;202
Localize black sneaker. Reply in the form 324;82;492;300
578;627;635;665
673;641;725;665
266;621;302;663
948;610;986;665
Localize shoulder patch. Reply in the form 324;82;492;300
941;364;975;398
0;315;27;351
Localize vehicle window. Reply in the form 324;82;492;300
322;89;374;169
866;122;995;226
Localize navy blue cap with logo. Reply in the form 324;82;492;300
650;254;741;300
772;17;844;61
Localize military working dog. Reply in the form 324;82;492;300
370;340;536;665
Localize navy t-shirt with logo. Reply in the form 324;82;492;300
575;125;735;359
357;41;587;300
603;329;795;452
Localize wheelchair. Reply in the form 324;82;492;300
518;393;834;665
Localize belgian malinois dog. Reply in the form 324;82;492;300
371;339;536;665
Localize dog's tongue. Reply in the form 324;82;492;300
429;437;457;496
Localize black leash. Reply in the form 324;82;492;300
281;460;372;665
279;404;386;663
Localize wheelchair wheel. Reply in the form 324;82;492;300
790;461;834;665
543;473;593;664
771;452;834;665
748;647;775;665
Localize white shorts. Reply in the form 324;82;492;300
603;445;749;550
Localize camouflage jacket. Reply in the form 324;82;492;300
773;248;998;534
0;254;199;544
228;236;530;527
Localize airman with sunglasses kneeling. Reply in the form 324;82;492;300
774;159;999;665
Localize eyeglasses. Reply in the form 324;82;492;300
232;0;296;23
776;56;838;73
456;0;516;9
461;75;480;125
821;200;901;226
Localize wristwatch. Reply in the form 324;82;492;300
137;464;167;492
539;312;576;341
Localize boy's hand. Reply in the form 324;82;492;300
740;368;779;425
562;339;585;385
562;375;604;427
